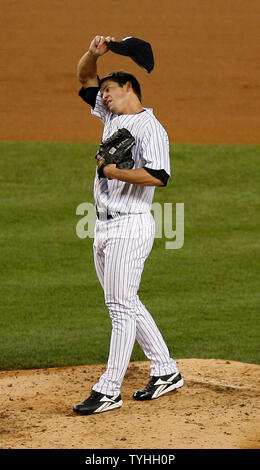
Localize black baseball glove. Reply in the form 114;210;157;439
95;128;135;178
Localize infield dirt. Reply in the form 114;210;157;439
1;0;259;450
0;360;259;449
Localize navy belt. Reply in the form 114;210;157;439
96;210;127;221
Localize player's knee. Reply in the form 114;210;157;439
105;300;136;319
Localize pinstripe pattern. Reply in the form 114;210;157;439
89;91;179;396
92;214;178;395
92;91;170;215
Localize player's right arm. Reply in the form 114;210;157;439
77;35;115;88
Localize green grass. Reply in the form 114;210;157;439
0;141;259;370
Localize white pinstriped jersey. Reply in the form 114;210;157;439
91;91;171;214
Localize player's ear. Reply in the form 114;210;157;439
125;81;133;93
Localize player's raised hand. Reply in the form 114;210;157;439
89;35;115;57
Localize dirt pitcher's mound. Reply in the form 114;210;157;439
0;359;259;449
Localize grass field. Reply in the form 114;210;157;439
0;141;259;370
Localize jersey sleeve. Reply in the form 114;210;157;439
142;121;171;176
78;87;99;108
144;167;170;186
78;86;110;124
91;90;110;123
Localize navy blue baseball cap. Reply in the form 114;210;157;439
109;37;154;73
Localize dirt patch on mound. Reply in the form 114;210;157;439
0;359;259;449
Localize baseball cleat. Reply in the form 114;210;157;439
73;390;123;415
133;372;184;400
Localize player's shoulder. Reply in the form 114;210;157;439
141;109;168;137
142;108;165;126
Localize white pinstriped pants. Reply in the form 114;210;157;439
92;212;179;396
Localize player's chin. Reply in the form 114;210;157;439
107;102;117;113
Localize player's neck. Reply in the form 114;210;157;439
120;97;143;115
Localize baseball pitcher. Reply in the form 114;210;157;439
73;35;183;415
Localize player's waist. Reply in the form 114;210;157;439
96;209;128;221
96;207;149;221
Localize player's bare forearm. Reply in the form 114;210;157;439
77;50;98;86
77;35;115;87
103;165;164;187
